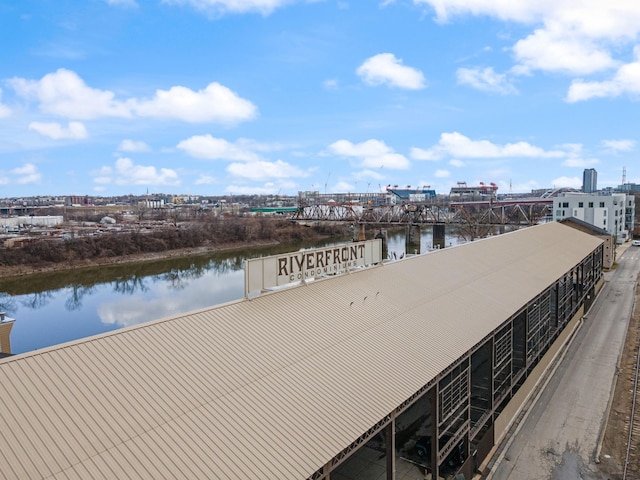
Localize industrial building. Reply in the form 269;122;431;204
0;222;604;480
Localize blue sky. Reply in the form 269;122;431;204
1;0;639;198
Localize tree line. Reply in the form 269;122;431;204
0;216;350;267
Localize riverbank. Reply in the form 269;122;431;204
0;216;354;280
0;240;282;279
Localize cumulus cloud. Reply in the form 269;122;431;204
134;83;257;123
329;139;410;169
566;48;640;102
194;175;217;185
456;67;517;94
10;163;42;185
413;0;640;90
357;53;426;90
162;0;295;16
9;69;131;119
512;28;616;76
552;176;582;189
414;1;640;41
412;132;565;160
118;139;151;152
332;181;355;193
562;157;599;168
434;169;450;178
93;158;180;186
410;147;440;161
227;160;305;180
28;121;88;140
177;135;262;161
8;69;256;124
0;89;11;118
602;139;635;151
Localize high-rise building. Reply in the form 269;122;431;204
583;168;597;193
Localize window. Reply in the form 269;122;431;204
604;210;606;216
556;210;561;217
599;202;605;208
603;219;606;225
562;202;569;208
588;202;594;208
578;202;584;207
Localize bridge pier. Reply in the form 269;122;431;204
405;225;421;255
358;223;366;241
433;224;446;249
375;228;388;260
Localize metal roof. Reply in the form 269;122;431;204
0;222;603;480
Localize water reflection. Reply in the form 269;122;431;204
98;270;244;328
1;239;351;353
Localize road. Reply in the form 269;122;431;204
488;244;640;480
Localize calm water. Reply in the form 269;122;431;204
1;228;465;355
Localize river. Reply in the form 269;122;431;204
0;228;467;355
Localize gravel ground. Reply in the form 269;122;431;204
598;269;640;479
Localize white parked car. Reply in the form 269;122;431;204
632;240;640;246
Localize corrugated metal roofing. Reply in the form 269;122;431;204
0;222;603;480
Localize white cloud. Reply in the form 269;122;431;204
602;139;635;151
10;163;42;185
194;175;217;185
118;139;151;152
413;0;640;79
329;139;410;169
562;157;599;168
435;169;450;178
323;79;339;90
106;0;138;7
8;69;256;124
0;89;11;118
449;159;465;167
566;48;640;102
332;181;355;193
9;69;131;119
133;82;257;123
162;0;294;16
512;28;616;76
356;169;385;181
177;135;262;161
28;121;88;140
414;132;565;160
456;67;517;94
357;53;426;90
414;1;640;40
227;160;305;180
551;176;582;189
410;146;440;161
94;158;180;186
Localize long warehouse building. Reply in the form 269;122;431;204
0;222;604;479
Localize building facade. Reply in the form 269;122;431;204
553;192;635;243
582;168;597;193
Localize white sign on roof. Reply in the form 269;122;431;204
245;239;382;296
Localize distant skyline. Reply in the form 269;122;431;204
1;0;639;198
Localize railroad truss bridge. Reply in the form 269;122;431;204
292;198;554;226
